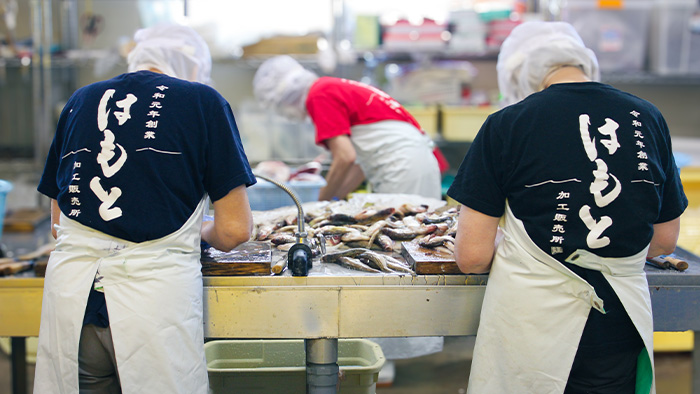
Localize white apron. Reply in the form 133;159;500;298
350;120;445;358
467;203;655;394
350;120;442;200
34;198;210;394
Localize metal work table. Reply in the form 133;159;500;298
1;225;700;393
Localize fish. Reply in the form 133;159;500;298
275;225;298;233
397;203;429;216
340;231;371;242
381;224;438;240
319;225;358;236
309;215;330;227
386;256;416;275
355;207;396;223
269;233;297;245
327;213;358;225
348;224;370;232
363;220;389;248
358;251;392;272
443;240;455;252
256;224;276;241
344;241;384;251
374;234;395;252
419;234;456;248
416;213;452;224
336;256;382;273
320;248;368;264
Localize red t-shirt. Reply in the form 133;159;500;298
306;77;449;173
306;77;421;145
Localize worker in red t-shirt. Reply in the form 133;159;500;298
253;55;449;201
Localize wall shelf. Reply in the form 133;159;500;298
602;72;700;86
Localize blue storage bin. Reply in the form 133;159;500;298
247;179;326;211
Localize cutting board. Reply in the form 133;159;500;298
201;241;272;276
401;241;462;275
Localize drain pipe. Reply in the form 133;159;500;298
253;174;338;393
306;338;339;394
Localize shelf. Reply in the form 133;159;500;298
602;72;700;86
357;48;500;62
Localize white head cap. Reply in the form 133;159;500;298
253;55;319;121
127;23;212;85
496;21;599;107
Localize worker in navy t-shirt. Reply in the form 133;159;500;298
34;24;255;394
447;21;687;394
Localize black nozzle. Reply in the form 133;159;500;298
288;243;313;277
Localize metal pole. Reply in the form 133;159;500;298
31;0;43;171
305;338;339;394
10;337;27;394
40;0;53;167
693;330;700;394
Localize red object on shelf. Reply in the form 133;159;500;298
382;18;448;50
486;19;521;48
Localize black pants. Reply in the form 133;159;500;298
563;262;645;394
564;344;643;394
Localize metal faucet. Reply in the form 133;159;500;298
253;174;313;276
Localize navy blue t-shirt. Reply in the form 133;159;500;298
38;71;256;242
447;82;688;354
448;82;687;261
38;71;256;328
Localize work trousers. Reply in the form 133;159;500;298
78;324;122;394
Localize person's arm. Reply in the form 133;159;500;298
50;199;60;239
647;217;681;259
335;163;365;199
454;205;501;274
318;135;361;200
201;185;254;251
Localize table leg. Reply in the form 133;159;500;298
11;337;27;394
305;338;339;394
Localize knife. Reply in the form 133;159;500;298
646;257;670;269
661;255;689;272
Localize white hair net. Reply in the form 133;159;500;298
127;24;212;85
253;55;319;121
496;21;599;107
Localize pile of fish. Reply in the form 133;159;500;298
252;201;460;274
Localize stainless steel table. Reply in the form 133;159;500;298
2;242;700;393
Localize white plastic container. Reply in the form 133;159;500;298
246;178;327;211
649;0;700;75
562;0;654;73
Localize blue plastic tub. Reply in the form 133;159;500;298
0;180;13;240
247;179;326;211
